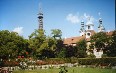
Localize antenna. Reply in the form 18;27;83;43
39;2;42;13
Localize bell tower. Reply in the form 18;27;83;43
98;18;105;32
85;17;94;38
79;21;85;36
38;3;43;30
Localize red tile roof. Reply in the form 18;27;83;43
63;36;85;45
63;31;114;45
106;31;113;36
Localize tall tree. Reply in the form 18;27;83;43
51;29;62;39
106;31;116;57
76;39;87;58
0;30;28;59
90;32;109;50
28;29;46;58
65;45;77;58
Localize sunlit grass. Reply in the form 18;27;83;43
13;67;116;73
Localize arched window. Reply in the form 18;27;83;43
88;26;90;29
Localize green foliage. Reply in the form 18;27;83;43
90;32;108;49
13;67;116;73
39;49;55;59
1;28;116;62
87;54;96;58
28;29;64;59
102;54;107;58
76;39;87;58
78;57;116;66
29;29;47;58
65;46;77;58
106;30;116;57
51;29;62;39
57;48;66;58
43;58;78;64
0;30;29;59
59;66;68;73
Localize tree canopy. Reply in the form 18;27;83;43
0;30;28;59
90;32;109;50
0;29;116;60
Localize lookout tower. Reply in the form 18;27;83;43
38;3;43;30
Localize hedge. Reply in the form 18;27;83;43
78;57;116;66
0;60;19;67
43;57;78;64
1;57;116;67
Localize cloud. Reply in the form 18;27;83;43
13;27;23;35
66;13;96;24
66;13;80;24
83;13;95;22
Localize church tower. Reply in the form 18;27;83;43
38;3;43;30
79;21;85;36
85;17;94;38
98;18;105;32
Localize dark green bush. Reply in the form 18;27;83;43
87;54;96;58
43;58;78;65
78;57;116;66
102;54;107;58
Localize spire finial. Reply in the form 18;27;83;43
98;12;102;20
88;16;91;21
98;12;101;16
39;2;42;13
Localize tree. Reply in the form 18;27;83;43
57;48;66;58
76;39;87;58
38;36;57;59
51;29;62;39
106;30;116;57
50;29;65;57
28;29;46;58
0;30;28;59
65;45;77;58
90;32;109;50
39;49;55;59
47;36;57;51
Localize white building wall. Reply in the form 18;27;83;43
93;49;103;58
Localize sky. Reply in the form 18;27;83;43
0;0;115;39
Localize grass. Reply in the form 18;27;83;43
13;67;116;73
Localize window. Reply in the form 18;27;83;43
87;33;90;36
88;26;90;29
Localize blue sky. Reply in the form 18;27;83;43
0;0;115;39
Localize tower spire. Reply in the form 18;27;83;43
85;16;94;38
39;3;42;14
79;21;85;36
98;18;105;32
38;3;43;30
98;13;105;32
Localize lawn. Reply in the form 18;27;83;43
13;67;116;73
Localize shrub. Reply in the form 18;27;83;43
102;54;107;58
44;58;78;65
78;57;116;66
45;58;65;64
87;54;96;58
36;60;47;65
59;66;68;73
3;60;19;67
